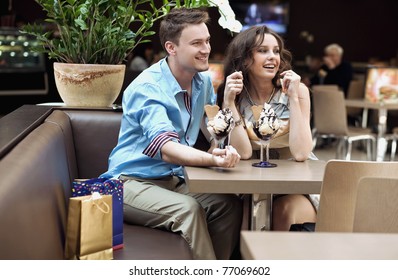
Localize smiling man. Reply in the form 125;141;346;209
101;7;243;260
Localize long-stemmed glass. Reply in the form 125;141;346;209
205;106;235;149
213;121;235;148
250;104;280;168
251;123;279;167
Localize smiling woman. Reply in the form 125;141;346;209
217;25;317;231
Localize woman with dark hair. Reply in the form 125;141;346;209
217;25;318;231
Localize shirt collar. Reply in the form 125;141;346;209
159;57;204;97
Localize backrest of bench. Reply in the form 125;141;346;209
0;122;71;259
0;108;122;259
45;110;122;180
63;110;122;179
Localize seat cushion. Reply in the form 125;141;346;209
113;224;193;260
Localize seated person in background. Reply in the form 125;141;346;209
128;42;154;71
301;55;323;87
216;25;318;231
102;7;243;260
311;43;353;96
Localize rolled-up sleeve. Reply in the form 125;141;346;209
143;131;180;158
125;83;181;160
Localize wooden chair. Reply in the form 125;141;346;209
315;160;398;232
353;177;398;233
311;84;339;92
346;79;365;127
386;127;398;161
312;89;376;160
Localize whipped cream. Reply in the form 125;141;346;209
207;108;234;138
257;103;280;136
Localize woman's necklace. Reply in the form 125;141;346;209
245;86;275;106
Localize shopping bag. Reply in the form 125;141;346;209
72;178;124;250
65;193;113;260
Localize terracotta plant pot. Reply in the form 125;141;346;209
53;63;125;107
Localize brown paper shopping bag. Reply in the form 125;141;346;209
65;193;113;260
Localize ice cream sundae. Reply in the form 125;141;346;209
250;103;281;168
251;103;280;140
205;105;235;147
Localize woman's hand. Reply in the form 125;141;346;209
280;70;301;100
224;71;244;107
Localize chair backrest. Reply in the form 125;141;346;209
312;89;349;135
353;177;398;233
315;160;398;232
347;79;365;100
312;84;339;92
346;79;365;116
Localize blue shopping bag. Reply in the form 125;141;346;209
72;178;124;250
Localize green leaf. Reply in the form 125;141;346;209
20;0;222;64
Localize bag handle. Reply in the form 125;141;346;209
84;192;110;214
93;200;110;214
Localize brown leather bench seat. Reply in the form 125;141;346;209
0;105;192;260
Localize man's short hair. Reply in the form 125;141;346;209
159;7;209;50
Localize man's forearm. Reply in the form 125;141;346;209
161;141;215;167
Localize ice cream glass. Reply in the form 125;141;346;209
251;103;281;167
205;105;235;148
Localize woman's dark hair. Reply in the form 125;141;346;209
217;25;292;107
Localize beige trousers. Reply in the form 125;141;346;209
121;175;242;260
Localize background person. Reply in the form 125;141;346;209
128;42;154;71
102;8;243;260
311;43;353;96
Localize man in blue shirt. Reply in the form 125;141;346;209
102;8;243;260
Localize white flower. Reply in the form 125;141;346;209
218;17;242;33
208;0;242;33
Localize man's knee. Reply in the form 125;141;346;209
182;196;204;214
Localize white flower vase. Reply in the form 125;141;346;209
53;63;125;107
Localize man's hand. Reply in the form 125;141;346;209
211;145;241;168
323;56;336;69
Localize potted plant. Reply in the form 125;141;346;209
21;0;242;107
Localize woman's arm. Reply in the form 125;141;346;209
287;82;314;161
222;71;253;159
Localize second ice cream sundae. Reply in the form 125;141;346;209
205;105;235;141
251;103;280;140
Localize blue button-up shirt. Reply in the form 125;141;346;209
102;58;216;179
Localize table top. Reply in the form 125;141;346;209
241;231;398;260
345;99;398;110
184;159;326;194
